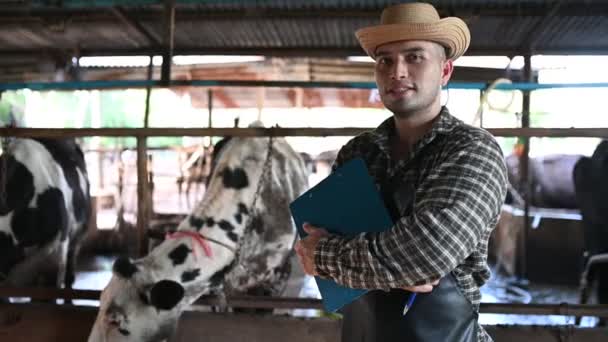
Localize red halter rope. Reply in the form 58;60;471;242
165;230;213;259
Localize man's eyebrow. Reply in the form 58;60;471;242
375;47;426;57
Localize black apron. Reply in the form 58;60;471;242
340;167;478;342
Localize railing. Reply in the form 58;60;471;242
2;286;608;318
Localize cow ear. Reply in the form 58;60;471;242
112;256;138;279
150;280;184;311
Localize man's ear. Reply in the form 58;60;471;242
441;59;454;86
150;280;185;310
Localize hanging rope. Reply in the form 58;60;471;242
472;78;516;127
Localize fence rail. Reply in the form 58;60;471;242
2;127;608;138
1;286;608;317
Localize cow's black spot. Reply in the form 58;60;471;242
35;138;90;225
12;188;67;247
226;231;238;243
218;220;234;231
181;269;201;283
209;261;235;288
189;216;205;230
222;167;249;189
250;215;264;235
150;280;184;311
206;217;215;227
0;232;24;279
0;155;35;216
168;244;191;265
113;257;138;278
237;203;248;215
234;213;242;224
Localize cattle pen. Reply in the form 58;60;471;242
4;1;608;341
1;80;608;341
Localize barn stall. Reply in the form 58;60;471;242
2;1;608;341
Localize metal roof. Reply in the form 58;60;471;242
1;1;607;82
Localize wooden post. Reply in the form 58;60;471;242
136;136;149;257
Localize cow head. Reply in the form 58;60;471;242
87;256;184;342
89;133;309;342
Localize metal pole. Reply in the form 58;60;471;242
518;54;533;282
4;80;608;92
207;88;213;128
144;55;153;127
479;89;484;127
160;0;175;86
206;88;213;147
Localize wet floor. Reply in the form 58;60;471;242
479;270;599;326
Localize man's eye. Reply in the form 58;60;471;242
377;58;391;66
407;55;423;63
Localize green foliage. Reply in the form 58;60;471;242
8;89;186;149
0;90;26;125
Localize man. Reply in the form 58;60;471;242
294;3;507;342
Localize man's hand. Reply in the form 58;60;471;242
294;223;330;276
402;279;440;293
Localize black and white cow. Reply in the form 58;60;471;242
505;153;582;209
574;140;608;310
88;132;309;342
0;138;90;291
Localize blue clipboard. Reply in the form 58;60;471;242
289;158;393;313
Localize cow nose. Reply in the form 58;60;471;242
104;303;124;326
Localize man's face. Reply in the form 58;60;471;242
374;40;453;118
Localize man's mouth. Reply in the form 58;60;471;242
387;86;416;96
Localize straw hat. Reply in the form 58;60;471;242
356;2;470;61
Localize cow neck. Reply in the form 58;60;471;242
229;136;274;274
165;230;236;258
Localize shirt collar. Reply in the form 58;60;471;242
370;106;462;159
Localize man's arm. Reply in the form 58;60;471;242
314;137;508;290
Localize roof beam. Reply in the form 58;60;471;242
5;45;608;58
110;6;162;47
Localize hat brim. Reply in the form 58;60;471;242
355;17;470;61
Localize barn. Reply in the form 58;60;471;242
1;1;608;341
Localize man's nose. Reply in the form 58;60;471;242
391;61;408;79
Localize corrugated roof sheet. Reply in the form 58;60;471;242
2;0;608;82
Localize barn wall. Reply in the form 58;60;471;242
527;216;586;285
491;206;585;285
1;303;607;342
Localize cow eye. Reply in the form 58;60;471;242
118;328;131;336
139;291;149;305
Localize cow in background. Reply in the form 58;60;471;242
0;138;91;292
490;153;583;277
574;140;608;314
88;128;309;342
505;153;582;209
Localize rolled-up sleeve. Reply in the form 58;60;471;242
314;137;508;290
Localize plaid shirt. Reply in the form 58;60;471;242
314;107;507;342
